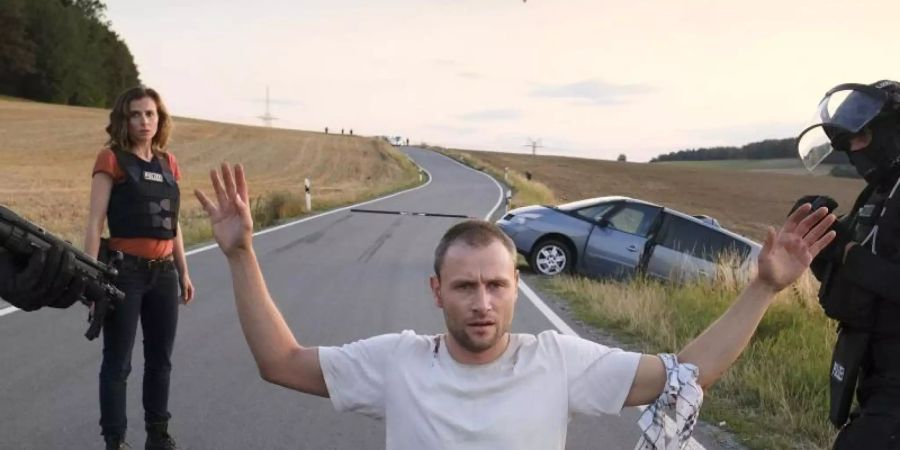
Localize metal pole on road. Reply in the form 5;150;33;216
305;178;312;212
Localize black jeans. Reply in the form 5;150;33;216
99;262;180;439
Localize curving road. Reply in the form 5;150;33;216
0;147;724;449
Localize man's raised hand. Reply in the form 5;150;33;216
194;163;254;258
757;203;837;292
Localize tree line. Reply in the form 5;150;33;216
650;137;858;178
650;137;851;165
0;0;140;107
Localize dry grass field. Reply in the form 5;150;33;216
0;98;419;247
453;150;865;241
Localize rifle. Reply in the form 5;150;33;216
0;205;124;340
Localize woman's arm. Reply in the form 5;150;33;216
84;173;113;259
173;221;195;303
173;221;188;274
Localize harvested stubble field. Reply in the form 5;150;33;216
455;150;865;241
0;98;419;247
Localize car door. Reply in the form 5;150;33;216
581;202;661;278
644;213;708;281
645;213;751;282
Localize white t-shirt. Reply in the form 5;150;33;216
319;330;642;450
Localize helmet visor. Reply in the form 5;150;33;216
797;84;887;170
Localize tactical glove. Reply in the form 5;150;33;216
789;195;851;280
0;244;85;311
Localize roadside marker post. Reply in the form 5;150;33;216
305;178;312;212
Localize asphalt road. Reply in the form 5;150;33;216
0;147;725;449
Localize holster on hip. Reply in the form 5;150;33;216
97;238;122;268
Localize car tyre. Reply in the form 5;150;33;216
529;239;572;276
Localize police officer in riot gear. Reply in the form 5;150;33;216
797;80;900;448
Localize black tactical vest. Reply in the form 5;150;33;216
849;175;900;335
106;150;180;239
852;173;900;403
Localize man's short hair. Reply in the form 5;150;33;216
433;220;517;278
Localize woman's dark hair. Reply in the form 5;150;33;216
105;86;172;154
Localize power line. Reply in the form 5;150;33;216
524;137;543;156
257;86;278;127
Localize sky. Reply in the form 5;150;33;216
104;0;899;162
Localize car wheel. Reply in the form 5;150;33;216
529;239;572;276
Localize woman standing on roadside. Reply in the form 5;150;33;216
84;86;194;450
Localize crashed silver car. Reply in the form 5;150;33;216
496;196;760;281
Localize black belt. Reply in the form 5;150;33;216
118;253;175;271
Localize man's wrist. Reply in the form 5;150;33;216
747;276;780;299
226;246;256;264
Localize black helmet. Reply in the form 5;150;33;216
797;80;900;182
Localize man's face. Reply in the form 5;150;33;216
430;240;519;363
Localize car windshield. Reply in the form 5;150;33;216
574;203;616;221
557;197;618;211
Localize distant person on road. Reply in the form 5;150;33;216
85;86;194;450
194;163;836;449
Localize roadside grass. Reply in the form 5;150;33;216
180;175;422;248
444;149;837;449
539;269;836;449
174;142;420;248
431;147;556;207
181;155;422;247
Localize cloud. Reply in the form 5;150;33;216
531;79;654;106
458;109;522;121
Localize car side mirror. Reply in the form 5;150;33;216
596;217;610;227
